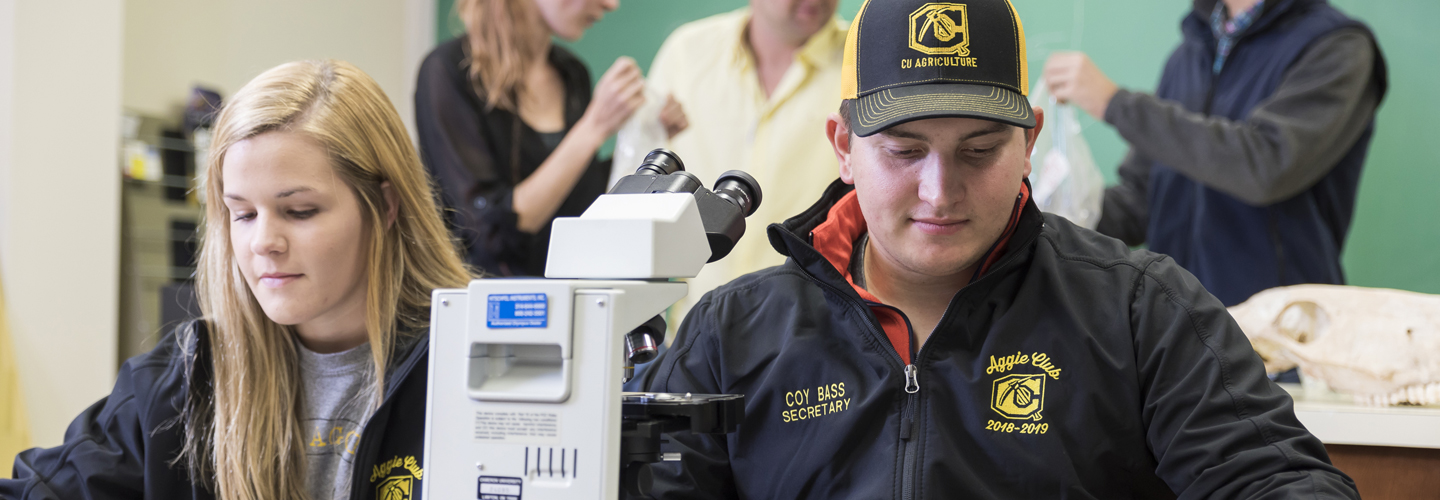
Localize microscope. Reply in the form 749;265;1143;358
422;150;758;500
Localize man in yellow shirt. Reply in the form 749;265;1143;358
648;0;847;317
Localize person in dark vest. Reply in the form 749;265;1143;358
1043;0;1387;306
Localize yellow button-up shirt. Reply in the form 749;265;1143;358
649;9;849;317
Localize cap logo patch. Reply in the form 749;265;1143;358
908;3;970;56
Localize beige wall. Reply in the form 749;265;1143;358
0;0;125;449
124;0;435;137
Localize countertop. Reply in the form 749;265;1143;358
1279;383;1440;449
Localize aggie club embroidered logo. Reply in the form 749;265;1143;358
983;351;1062;435
371;455;424;500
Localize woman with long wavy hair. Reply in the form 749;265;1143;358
416;0;687;276
3;59;472;500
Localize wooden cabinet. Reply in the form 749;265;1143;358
1283;384;1440;499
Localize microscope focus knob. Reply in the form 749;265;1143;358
625;331;660;365
625;315;668;365
622;461;655;498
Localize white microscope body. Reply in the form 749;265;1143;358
423;151;756;500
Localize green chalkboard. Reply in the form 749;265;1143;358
435;0;1440;294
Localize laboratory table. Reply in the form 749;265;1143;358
1280;383;1440;499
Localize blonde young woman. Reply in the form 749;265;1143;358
416;0;687;277
3;60;471;500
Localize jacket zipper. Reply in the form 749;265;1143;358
883;306;923;500
1201;83;1217;116
803;278;919;497
856;300;931;500
796;220;1039;500
900;363;921;500
1202;58;1219;115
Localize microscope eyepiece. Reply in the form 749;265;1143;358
611;148;701;195
670;171;703;194
603;149;763;264
635;148;685;177
711;170;762;217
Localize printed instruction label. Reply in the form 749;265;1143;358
474;411;560;444
478;476;523;500
487;293;548;328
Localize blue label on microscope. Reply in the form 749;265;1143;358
487;294;548;328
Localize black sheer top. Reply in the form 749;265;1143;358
415;36;610;276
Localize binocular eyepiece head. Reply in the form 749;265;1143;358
613;148;764;263
629;149;763;218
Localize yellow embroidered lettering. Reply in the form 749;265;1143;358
1031;352;1062;379
404;456;425;480
778;388;853;424
371;456;402;483
784;389;811;407
986;352;1030;374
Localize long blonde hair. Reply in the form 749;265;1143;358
182;59;471;499
458;0;549;111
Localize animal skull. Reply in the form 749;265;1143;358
1228;284;1440;406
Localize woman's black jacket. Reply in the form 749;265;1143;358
3;321;434;500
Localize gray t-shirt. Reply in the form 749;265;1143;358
299;342;376;500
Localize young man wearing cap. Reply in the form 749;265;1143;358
637;0;1357;498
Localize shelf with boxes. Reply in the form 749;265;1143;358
118;111;209;364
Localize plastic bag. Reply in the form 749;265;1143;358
1026;79;1103;229
609;85;667;188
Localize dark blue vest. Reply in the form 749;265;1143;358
1148;0;1383;306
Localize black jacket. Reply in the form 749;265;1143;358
3;321;433;500
415;36;611;277
641;180;1356;499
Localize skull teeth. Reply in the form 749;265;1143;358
1353;382;1440;407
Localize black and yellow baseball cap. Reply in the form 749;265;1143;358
842;0;1034;136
